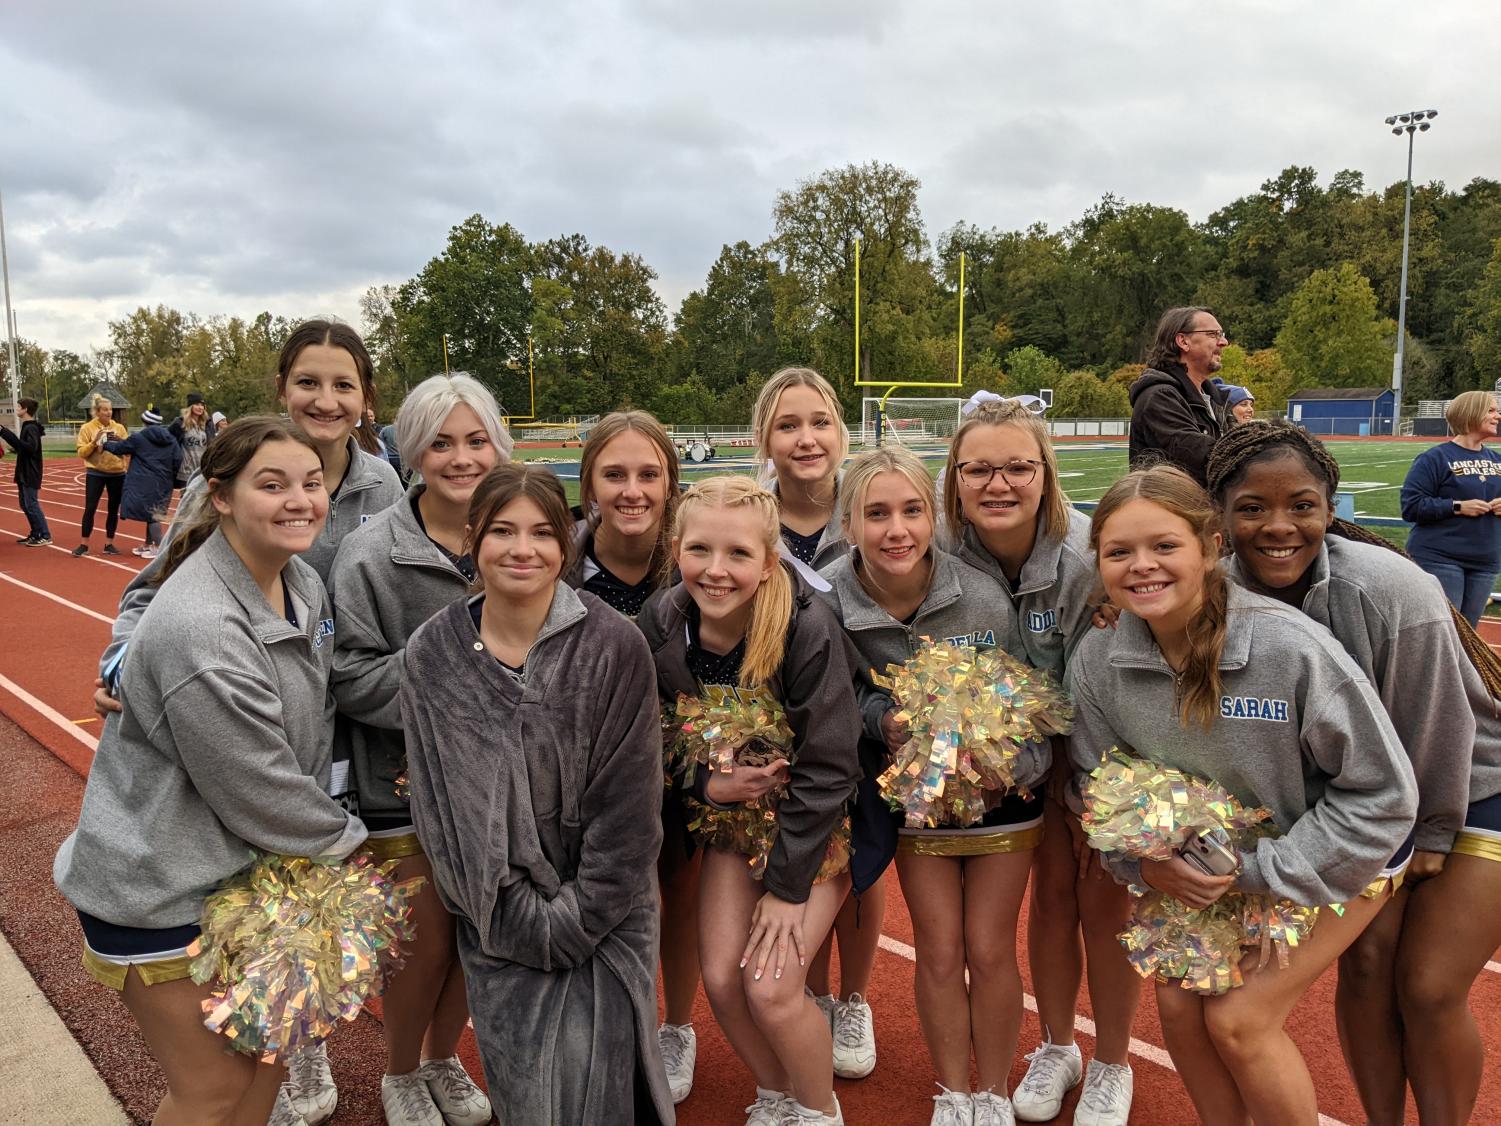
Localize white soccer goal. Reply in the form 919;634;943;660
858;398;966;449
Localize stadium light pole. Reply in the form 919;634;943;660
1384;108;1436;436
0;184;20;426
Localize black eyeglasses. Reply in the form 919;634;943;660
955;459;1042;489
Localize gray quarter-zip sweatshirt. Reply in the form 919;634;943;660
817;548;1050;791
1228;536;1486;853
55;530;365;928
329;485;472;820
951;506;1096;679
99;438;402;679
1066;584;1416;905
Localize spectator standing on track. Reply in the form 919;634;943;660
54;417;367;1126
1127;307;1230;485
104;405;181;559
169;392;215;491
1400;390;1501;626
212;410;230;433
74;393;128;556
0;396;51;546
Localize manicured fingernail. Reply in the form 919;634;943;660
754;970;762;980
739;959;747;968
775;969;782;979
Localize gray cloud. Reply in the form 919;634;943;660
1;0;1497;355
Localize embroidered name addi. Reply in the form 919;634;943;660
1219;695;1289;722
1026;609;1057;634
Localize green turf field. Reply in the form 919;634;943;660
517;437;1431;549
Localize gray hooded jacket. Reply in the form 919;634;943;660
329;486;471;821
816;548;1050;792
401;585;672;1124
1067;584;1416;905
1228;536;1485;853
55;530;365;928
99;437;402;679
950;505;1097;679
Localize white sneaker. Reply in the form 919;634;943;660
930;1085;974;1126
782;1094;845;1124
807;989;837;1026
418;1056;492;1126
745;1086;791;1126
269;1086;308;1126
381;1070;445;1126
830;992;876;1078
1012;1040;1083;1121
1073;1059;1132;1126
971;1090;1015;1126
284;1042;337;1124
658;1022;697;1104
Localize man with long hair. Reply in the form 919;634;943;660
1128;307;1230;484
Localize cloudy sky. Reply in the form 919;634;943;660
3;0;1498;357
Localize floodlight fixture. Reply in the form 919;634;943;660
1382;105;1439;436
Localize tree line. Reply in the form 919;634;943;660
8;161;1501;426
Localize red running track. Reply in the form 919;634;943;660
2;466;1500;1124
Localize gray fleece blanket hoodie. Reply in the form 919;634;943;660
401;585;673;1124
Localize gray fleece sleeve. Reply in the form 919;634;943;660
1379;618;1474;854
482;635;664;971
329;559;405;729
158;668;366;860
1065;670;1142;888
1239;676;1416;904
99;478;205;681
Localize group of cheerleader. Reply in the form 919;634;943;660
50;326;1501;1126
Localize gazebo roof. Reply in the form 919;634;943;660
77;382;131;411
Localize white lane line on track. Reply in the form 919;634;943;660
1;520;143;574
0;572;116;624
0;671;99;752
876;933;1352;1125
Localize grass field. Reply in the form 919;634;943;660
516;437;1429;549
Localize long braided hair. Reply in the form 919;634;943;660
1205;421;1501;700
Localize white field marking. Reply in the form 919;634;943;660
0;502;149;546
0;572;115;625
1488;961;1501;975
876;933;1352;1125
0;521;143;574
0;671;99;752
1336;481;1388;490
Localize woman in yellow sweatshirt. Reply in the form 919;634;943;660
74;394;128;556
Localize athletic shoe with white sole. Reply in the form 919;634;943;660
658;1022;697;1104
268;1085;308;1126
782;1094;845;1123
830;993;876;1079
808;989;837;1025
1073;1059;1132;1126
381;1070;445;1126
284;1042;337;1124
24;536;50;546
1012;1040;1083;1121
971;1090;1015;1126
744;1086;791;1126
930;1085;974;1126
419;1056;492;1126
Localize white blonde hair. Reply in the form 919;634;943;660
395;372;513;474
